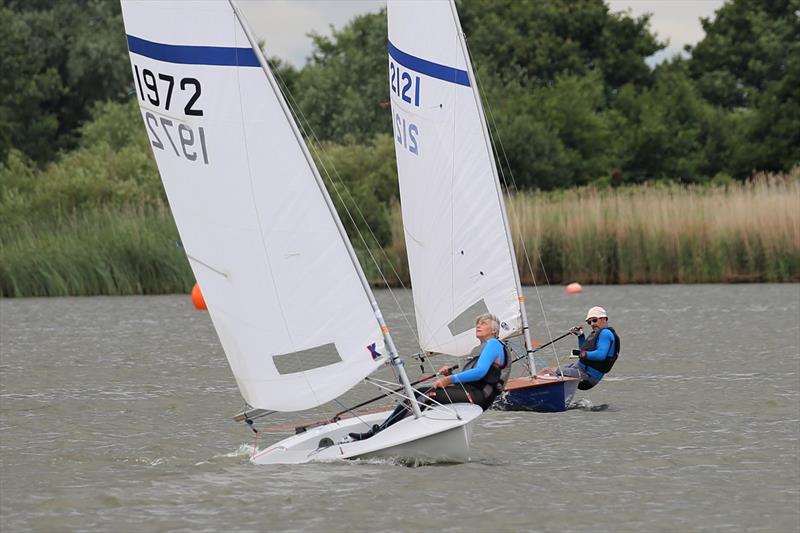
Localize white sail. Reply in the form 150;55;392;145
387;0;523;356
120;0;385;412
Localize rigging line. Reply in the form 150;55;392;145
269;64;422;352
367;377;461;419
461;35;565;374
332;398;373;430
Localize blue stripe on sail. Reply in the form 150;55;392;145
127;35;259;67
388;41;470;87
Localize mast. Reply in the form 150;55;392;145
447;0;537;374
229;1;422;417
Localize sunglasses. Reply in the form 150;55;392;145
586;317;602;325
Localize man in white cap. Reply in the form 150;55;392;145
538;306;620;390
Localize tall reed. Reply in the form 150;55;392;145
0;205;192;297
387;170;799;285
2;173;797;297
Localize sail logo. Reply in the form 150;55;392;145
367;343;382;361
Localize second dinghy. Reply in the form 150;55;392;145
386;0;578;412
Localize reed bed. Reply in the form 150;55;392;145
2;173;797;298
0;205;192;297
508;171;800;284
385;170;799;286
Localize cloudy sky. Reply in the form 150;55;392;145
238;0;725;67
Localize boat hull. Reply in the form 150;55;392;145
494;376;579;412
252;403;483;465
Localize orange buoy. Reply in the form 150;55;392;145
566;282;583;295
191;282;207;310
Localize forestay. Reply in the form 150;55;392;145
387;0;522;356
121;0;385;411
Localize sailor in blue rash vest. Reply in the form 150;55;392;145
347;313;509;441
538;306;620;390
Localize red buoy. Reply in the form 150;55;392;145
191;283;207;310
566;282;583;295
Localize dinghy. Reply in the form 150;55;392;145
386;0;578;412
120;0;481;465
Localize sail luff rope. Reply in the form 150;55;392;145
457;20;566;376
230;0;422;417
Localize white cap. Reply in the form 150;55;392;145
585;306;608;320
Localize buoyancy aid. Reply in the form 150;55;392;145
580;326;620;374
461;340;512;400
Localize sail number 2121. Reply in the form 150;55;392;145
390;60;420;156
389;61;420;106
394;114;418;155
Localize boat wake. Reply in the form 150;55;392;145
216;443;257;460
567;398;610;411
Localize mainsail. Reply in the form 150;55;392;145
387;0;525;357
121;0;386;412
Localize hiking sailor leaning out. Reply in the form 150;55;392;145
539;306;620;390
348;313;510;441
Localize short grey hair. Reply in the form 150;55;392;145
475;313;500;336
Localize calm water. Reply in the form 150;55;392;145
1;285;799;532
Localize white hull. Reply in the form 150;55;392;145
252;403;483;465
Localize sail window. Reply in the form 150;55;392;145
272;343;342;375
447;299;490;337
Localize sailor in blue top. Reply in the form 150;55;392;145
539;306;619;390
348;313;508;441
433;314;506;396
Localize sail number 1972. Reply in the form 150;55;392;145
132;63;210;165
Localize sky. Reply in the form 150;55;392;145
238;0;725;67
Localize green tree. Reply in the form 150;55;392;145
456;0;665;188
0;5;65;163
731;46;800;175
290;11;391;143
491;73;613;189
458;0;663;92
687;0;800;175
688;0;798;109
311;134;398;247
607;61;738;183
0;99;160;227
0;0;130;165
